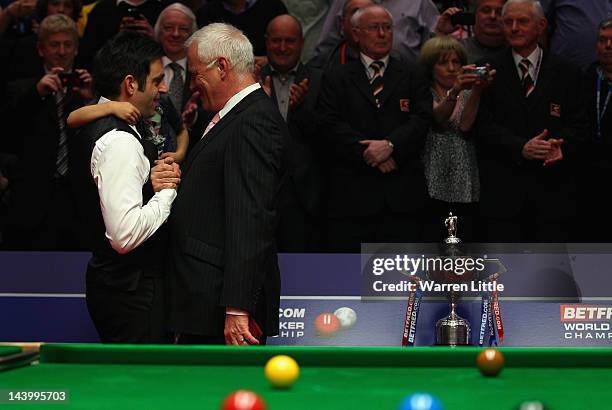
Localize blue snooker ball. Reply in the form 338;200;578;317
398;393;444;410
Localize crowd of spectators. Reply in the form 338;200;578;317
0;0;611;251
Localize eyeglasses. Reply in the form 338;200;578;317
205;58;218;69
194;59;219;80
360;23;393;33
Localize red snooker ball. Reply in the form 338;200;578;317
476;348;505;376
314;312;340;336
221;390;266;410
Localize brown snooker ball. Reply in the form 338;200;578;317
476;348;505;376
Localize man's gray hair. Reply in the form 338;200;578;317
154;2;197;41
502;0;545;19
186;23;254;76
350;4;393;28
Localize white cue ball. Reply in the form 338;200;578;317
333;307;357;329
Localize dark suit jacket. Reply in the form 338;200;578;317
475;49;588;218
581;63;612;172
316;56;432;218
167;88;287;336
260;63;324;216
307;40;360;72
181;69;192;110
4;73;86;230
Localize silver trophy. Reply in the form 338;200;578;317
430;213;473;346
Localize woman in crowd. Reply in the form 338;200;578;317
419;36;494;241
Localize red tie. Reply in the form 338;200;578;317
202;112;220;138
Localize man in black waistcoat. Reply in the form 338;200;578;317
70;31;180;343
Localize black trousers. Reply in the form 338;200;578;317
86;272;169;344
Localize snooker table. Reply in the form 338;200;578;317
0;344;610;409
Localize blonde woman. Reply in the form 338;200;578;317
419;36;495;241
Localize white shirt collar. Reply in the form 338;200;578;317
512;45;541;69
218;82;261;119
360;52;390;78
162;56;187;71
98;96;141;139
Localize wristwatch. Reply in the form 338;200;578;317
445;89;458;102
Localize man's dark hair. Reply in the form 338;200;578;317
35;0;82;22
599;17;612;32
93;31;164;99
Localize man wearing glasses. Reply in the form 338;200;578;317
154;2;197;113
317;5;433;252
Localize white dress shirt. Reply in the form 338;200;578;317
512;46;543;85
91;97;177;254
218;82;261;119
360;53;390;81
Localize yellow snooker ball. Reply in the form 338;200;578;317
264;355;300;389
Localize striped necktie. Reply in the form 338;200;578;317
168;62;184;113
370;60;385;97
55;90;68;177
518;58;534;97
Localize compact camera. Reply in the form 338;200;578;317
467;66;490;80
58;72;81;89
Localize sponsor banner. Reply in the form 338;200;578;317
559;304;612;343
2;249;612;346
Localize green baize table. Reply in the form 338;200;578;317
0;344;610;409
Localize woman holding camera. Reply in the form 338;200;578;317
419;36;494;241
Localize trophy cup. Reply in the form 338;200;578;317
429;213;474;346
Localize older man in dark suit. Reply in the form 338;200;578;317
154;2;196;114
259;14;325;252
317;4;432;252
475;0;588;242
168;23;287;345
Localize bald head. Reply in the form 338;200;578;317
265;14;304;74
267;14;303;38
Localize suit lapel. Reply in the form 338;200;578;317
294;63;308;84
499;49;528;113
259;65;277;101
286;63;309;122
377;58;403;108
182;89;265;176
182;69;192;108
526;52;555;110
347;61;377;107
